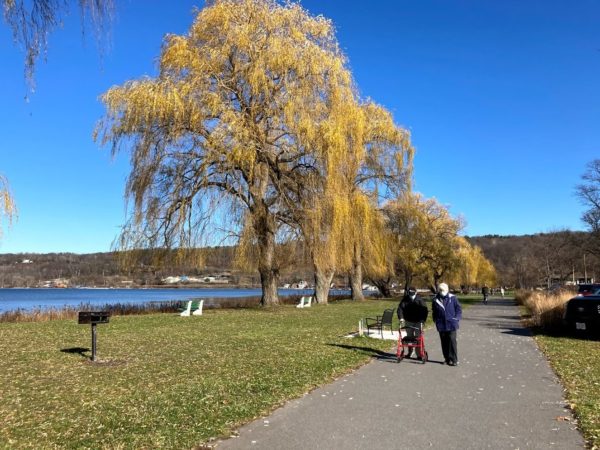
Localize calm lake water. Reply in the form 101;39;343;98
0;288;327;313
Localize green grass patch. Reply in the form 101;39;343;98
0;299;406;449
534;334;600;448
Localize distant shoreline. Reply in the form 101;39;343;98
0;287;358;314
0;284;270;290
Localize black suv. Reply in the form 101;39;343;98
577;284;600;296
564;294;600;334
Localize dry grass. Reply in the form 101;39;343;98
0;301;182;323
515;289;573;331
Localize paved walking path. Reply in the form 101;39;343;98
217;298;585;449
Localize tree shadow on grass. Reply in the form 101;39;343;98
328;343;396;360
60;347;89;357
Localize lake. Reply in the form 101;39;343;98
0;287;330;313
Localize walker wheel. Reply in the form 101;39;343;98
421;351;428;364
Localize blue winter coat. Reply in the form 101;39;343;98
432;293;462;332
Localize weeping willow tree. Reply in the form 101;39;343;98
384;192;432;290
326;102;413;301
279;96;413;303
0;175;16;239
3;0;114;88
448;240;497;288
419;201;465;289
288;94;413;302
360;203;395;297
96;0;366;306
384;192;467;291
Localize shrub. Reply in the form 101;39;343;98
517;289;573;331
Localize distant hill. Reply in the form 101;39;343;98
467;231;599;288
1;231;598;288
0;247;313;288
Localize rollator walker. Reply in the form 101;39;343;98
396;322;428;364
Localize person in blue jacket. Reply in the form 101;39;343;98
432;282;462;366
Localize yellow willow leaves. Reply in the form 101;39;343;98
385;193;461;282
446;239;497;287
383;192;496;286
0;175;16;238
361;207;393;279
312;99;412;274
96;0;413;286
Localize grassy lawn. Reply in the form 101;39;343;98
534;333;600;448
0;299;406;449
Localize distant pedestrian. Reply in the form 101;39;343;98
500;287;505;298
432;283;462;366
397;287;429;358
482;285;490;304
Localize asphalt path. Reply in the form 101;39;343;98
216;297;585;449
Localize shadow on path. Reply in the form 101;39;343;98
328;343;446;365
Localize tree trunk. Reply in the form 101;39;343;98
432;271;443;293
403;270;413;293
371;277;391;297
349;243;365;301
259;265;279;306
255;207;279;306
314;265;334;304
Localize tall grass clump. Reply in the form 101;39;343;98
516;289;573;331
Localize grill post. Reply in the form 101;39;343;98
91;323;98;361
78;311;110;361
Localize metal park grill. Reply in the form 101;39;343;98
78;311;110;361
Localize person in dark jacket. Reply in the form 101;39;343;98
397;287;428;358
432;282;462;366
482;285;490;304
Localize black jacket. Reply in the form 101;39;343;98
397;293;428;323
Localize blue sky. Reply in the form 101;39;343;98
1;0;599;254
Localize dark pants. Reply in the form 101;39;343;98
439;330;458;363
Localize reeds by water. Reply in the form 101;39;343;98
0;301;182;323
0;293;352;323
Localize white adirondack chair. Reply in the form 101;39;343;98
180;300;192;317
192;300;204;316
296;296;313;308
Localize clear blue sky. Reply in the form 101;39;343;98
1;0;599;254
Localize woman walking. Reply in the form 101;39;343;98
432;283;462;366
